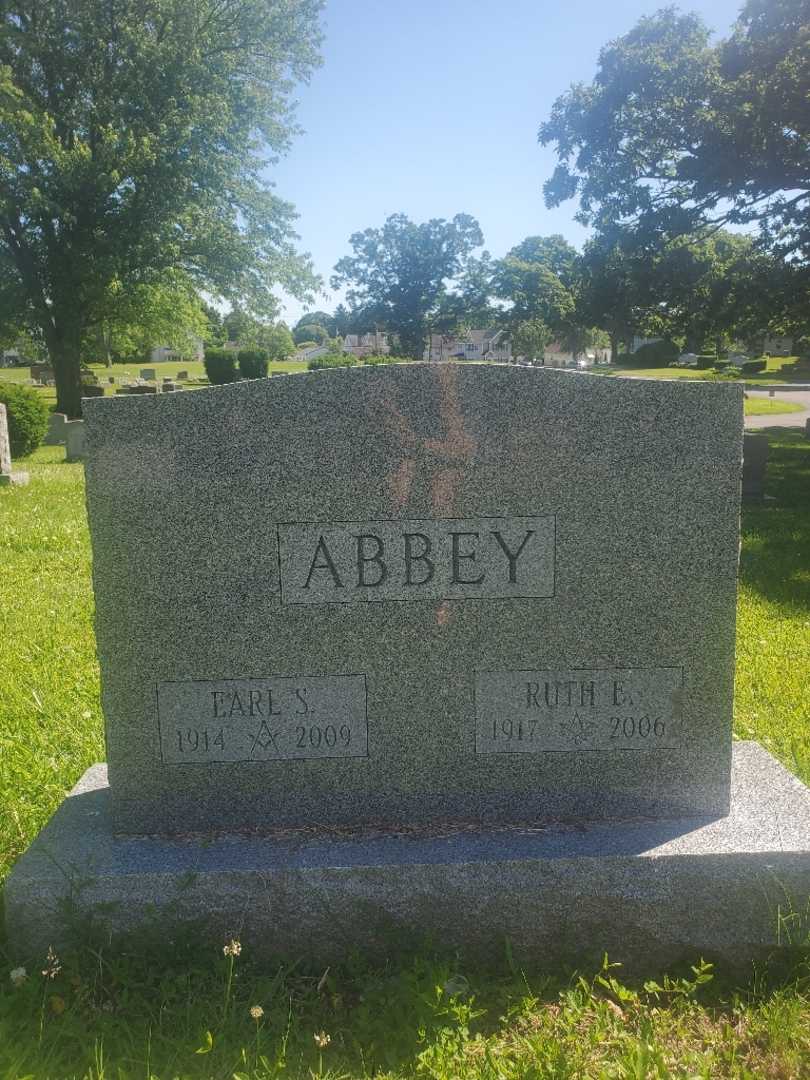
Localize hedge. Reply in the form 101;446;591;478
204;349;239;384
0;383;49;458
307;353;358;370
626;340;679;367
238;349;269;379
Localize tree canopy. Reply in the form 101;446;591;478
331;213;485;358
539;0;810;264
0;0;323;414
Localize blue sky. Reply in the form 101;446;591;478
271;0;743;325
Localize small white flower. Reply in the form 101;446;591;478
9;967;27;987
250;1004;264;1020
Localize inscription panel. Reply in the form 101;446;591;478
158;675;368;764
277;516;555;604
475;668;683;754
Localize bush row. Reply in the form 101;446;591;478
203;349;270;385
307;354;358;370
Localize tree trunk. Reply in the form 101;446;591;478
610;334;618;362
47;320;85;418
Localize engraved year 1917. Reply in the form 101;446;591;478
475;668;682;754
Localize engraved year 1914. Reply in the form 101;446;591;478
158;675;368;764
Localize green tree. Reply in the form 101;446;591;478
0;0;322;416
293;322;329;345
84;272;208;365
331;213;485;359
201;303;226;348
493;238;577;334
293;310;335;337
257;322;295;361
540;2;810;261
511;318;552;361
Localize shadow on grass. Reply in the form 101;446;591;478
740;430;810;613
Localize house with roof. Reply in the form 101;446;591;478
424;329;512;362
341;332;391;358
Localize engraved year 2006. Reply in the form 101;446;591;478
489;714;667;742
610;716;665;739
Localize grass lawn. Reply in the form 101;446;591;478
0;359;310;409
0;436;809;1077
599;355;810;384
744;397;806;416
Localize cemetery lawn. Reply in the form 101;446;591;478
743;396;805;416
1;436;809;1078
602;355;810;383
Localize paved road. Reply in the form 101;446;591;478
744;389;810;429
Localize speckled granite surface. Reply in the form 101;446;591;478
80;365;744;834
6;743;810;972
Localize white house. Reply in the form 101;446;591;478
149;337;205;363
294;343;331;362
543;341;611;368
342;331;391;358
424;329;512;362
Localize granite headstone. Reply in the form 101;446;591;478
0;401;29;486
82;364;742;834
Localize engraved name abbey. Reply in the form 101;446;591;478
277;516;555;604
475;668;683;754
158;675;368;764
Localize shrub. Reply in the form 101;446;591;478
237;349;269;379
695;355;715;369
364;354;403;366
741;359;767;374
0;383;49;457
307;353;358;371
203;348;239;385
626;340;679;367
80;383;105;398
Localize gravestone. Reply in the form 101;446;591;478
139;368;157;381
0;402;30;486
64;419;85;463
43;411;68;446
7;366;810;971
176;370;189;381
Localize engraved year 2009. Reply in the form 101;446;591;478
295;723;352;749
158;674;369;764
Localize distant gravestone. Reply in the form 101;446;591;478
64;419;85;463
43;412;68;446
29;362;54;384
139;368;157;381
176;370;189;381
0;402;29;486
7;366;810;971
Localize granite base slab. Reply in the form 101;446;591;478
6;742;810;973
